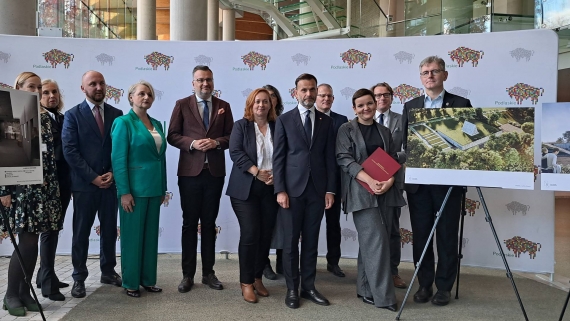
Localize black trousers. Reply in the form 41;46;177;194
71;188;118;281
389;206;402;276
408;185;462;291
178;170;224;278
281;180;324;291
230;180;278;284
324;192;342;266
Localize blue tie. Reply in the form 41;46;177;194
304;109;312;143
203;100;209;130
379;113;384;126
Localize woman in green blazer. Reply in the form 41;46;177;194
111;80;167;298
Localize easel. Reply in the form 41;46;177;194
395;187;529;321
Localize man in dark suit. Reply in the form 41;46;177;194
315;83;348;278
402;56;472;306
371;82;407;289
273;73;336;309
62;71;124;298
167;65;234;293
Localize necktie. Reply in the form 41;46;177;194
379;113;384;126
304;109;312;143
94;105;104;136
203;100;209;130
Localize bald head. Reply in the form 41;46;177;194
81;71;106;104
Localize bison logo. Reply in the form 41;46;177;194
144;51;174;70
394;51;414;64
105;85;124;104
340;49;371;68
192;89;221;98
510;48;534;62
0;82;12;89
0;231;10;244
163;191;173;207
291;53;310;66
95;53;115;66
197;224;222;239
448;87;471;98
93;225;121;240
241;51;271;70
194;54;213;66
506;83;543;105
340;87;356;100
393;84;424;104
341;228;357;241
400;228;413;248
448;46;484;67
42;49;74;69
242;88;253;97
0;51;11;63
289;87;296;99
154;89;164;101
465;198;480;216
505;201;530;216
504;236;541;259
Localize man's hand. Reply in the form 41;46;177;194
101;172;114;188
193;139;217;151
91;176;105;188
0;195;11;207
277;191;289;209
325;193;334;209
256;170;271;183
265;174;274;186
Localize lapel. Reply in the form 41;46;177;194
130;109;160;157
442;91;454;108
312;109;323;149
79;100;103;139
388;110;396;133
349;119;369;160
269;121;275;142
292;107;310;147
150;116;167;156
188;95;206;133
207;96;221;133
102;103;114;143
245;121;257;162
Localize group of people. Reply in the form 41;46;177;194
0;55;471;316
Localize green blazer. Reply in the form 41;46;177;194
111;109;167;198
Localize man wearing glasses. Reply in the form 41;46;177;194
315;84;348;278
371;82;407;290
167;65;234;293
402;56;472;307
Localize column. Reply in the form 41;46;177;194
137;0;156;40
222;9;235;41
207;0;219;41
0;0;36;36
170;0;207;40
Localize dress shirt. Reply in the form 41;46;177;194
85;99;105;122
424;89;446;109
374;110;390;127
254;122;273;171
297;104;315;137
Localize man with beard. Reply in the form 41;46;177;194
273;73;336;308
62;71;124;298
167;65;234;293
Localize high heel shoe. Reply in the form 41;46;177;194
125;289;141;298
3;297;26;316
142;286;162;293
253;278;269;297
241;284;257;303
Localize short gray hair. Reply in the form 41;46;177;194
128;80;156;107
419;56;446;71
317;83;333;93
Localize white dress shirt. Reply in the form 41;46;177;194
374;110;390;127
424;89;446;109
297;104;315;137
85;99;104;122
254;122;273;170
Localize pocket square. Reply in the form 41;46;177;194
217;108;225;115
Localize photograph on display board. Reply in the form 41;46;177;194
405;107;535;190
540;102;570;191
0;87;43;185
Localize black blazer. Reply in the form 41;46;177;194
402;91;472;193
226;118;276;201
273;107;336;198
329;111;349;194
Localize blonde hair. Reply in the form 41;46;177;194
40;79;64;113
128;80;155;107
14;71;40;90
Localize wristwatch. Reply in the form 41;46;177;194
215;140;220;149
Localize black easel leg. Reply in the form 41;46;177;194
0;206;46;321
395;187;453;321
476;187;528;321
559;286;570;321
455;187;467;300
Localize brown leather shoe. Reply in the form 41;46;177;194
241;283;258;303
392;275;407;289
253;278;269;297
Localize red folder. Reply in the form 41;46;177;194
357;147;401;194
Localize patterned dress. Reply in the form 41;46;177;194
0;112;63;234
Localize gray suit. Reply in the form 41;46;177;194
336;119;405;307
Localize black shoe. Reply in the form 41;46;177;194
101;273;122;287
300;289;330;306
263;264;277;280
431;290;451;306
178;277;194;293
326;263;345;277
36;281;69;289
42;292;65;301
379;303;398;312
413;287;433;303
125;289;141;298
143;286;162;293
71;281;86;298
361;296;374;305
285;289;299;309
202;273;223;290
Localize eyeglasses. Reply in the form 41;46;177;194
420;69;443;77
193;78;213;83
317;94;334;98
374;93;392;99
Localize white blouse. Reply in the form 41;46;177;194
254;122;273;170
149;128;162;152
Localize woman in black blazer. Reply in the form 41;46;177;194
226;88;278;303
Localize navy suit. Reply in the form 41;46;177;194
324;111;348;266
273;107;336;291
62;100;123;281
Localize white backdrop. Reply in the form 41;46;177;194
0;29;557;273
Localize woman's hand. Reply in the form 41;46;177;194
376;177;395;195
256;170;272;183
121;194;135;213
265;174;274;185
0;195;11;208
